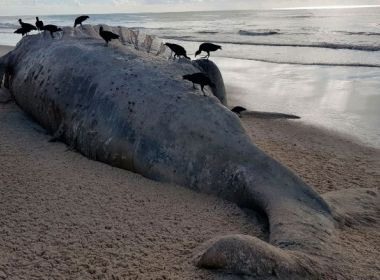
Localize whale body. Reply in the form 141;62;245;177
0;26;335;279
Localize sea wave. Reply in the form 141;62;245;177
197;31;219;34
163;36;380;52
161;35;195;40
336;31;380;36
239;29;280;36
0;30;15;34
287;15;313;19
0;23;19;30
225;56;380;68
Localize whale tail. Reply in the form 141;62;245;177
196;162;334;278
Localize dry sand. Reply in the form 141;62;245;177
0;45;379;279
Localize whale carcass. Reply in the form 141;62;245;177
0;26;336;279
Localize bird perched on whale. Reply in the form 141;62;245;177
14;27;30;37
41;25;62;38
18;19;37;33
231;106;247;118
74;15;89;28
35;17;44;32
183;73;215;95
99;26;120;46
164;43;190;60
195;43;222;59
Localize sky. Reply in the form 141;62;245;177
0;0;380;15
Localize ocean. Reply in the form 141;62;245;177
1;8;379;147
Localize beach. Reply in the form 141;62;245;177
1;44;379;279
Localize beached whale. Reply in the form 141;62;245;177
0;26;335;279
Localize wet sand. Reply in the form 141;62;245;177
0;45;379;279
0;46;13;55
213;56;380;149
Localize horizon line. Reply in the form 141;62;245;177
1;8;254;17
1;5;380;17
273;4;380;10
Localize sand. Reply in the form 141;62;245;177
0;46;13;56
1;45;379;279
242;115;380;194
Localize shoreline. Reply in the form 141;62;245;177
212;56;380;149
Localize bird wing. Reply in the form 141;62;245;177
24;23;37;30
107;31;119;39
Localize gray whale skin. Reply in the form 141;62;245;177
0;26;335;279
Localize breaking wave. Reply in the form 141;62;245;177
241;57;380;68
239;29;280;36
0;23;19;30
164;36;380;52
336;31;380;36
197;31;219;34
